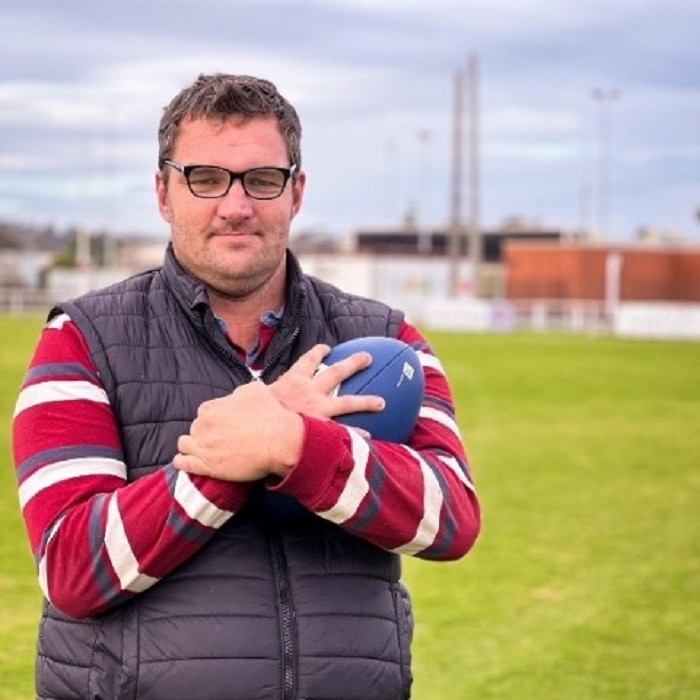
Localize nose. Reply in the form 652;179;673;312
215;179;254;219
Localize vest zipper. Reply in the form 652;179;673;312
268;530;297;700
196;289;307;384
260;291;307;382
197;312;255;383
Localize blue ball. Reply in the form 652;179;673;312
321;336;425;443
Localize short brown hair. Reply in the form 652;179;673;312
158;73;302;170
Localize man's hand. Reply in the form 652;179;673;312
173;344;385;483
270;343;385;419
174;380;304;481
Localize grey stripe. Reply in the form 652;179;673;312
15;445;124;481
25;361;97;383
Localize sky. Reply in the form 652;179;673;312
1;0;699;243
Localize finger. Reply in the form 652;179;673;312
283;344;331;379
313;351;373;393
172;453;210;476
177;434;199;456
330;393;385;417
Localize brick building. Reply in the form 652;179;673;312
504;244;700;303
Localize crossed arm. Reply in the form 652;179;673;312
13;316;480;618
174;343;383;481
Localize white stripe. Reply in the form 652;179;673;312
392;447;444;556
174;471;235;529
419;351;445;374
37;514;66;604
47;313;70;330
105;495;159;593
14;380;109;417
419;405;462;439
439;454;476;491
317;430;371;524
19;457;126;509
38;554;50;603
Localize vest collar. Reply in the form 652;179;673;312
160;243;308;367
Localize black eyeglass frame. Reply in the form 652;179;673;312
160;159;297;200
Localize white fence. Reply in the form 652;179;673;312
397;297;700;341
612;302;700;341
0;287;56;315
2;285;699;342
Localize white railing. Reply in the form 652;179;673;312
3;286;699;341
0;287;57;315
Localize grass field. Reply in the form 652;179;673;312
1;314;698;699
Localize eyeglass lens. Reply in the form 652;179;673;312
187;167;288;199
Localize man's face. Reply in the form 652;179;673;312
156;115;305;298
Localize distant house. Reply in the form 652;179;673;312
346;222;564;262
504;243;700;303
0;248;54;287
334;219;570;298
117;238;169;271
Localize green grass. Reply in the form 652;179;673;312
1;317;698;699
0;315;44;700
405;332;700;699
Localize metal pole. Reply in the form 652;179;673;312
448;69;464;297
467;53;481;297
417;128;432;254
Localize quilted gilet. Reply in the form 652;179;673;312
35;247;413;700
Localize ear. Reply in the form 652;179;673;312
291;170;306;218
155;171;173;223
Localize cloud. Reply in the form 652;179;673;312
0;0;698;239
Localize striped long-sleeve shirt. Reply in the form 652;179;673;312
12;314;480;619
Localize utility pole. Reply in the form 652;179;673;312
448;54;481;298
467;53;481;297
591;88;621;238
448;68;464;297
417;128;432;254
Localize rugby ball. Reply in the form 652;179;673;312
320;336;424;443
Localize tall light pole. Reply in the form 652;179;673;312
591;88;621;238
467;53;481;296
448;67;464;296
448;53;481;297
417;128;432;254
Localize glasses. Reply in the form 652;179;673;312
160;160;297;200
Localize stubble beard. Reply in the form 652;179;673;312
208;254;282;300
179;231;287;301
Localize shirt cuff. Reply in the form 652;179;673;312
269;415;353;509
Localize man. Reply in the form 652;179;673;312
13;73;480;700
